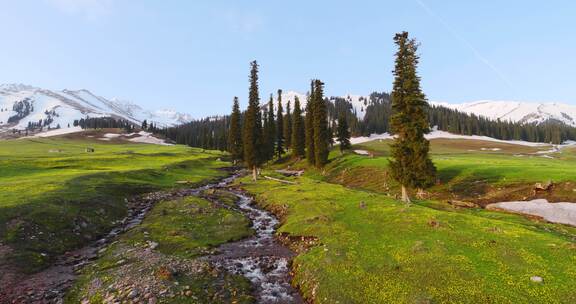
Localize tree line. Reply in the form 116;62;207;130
227;61;339;180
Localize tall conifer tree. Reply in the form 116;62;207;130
276;90;285;158
305;81;316;165
313;79;329;167
242;61;263;181
291;97;305;158
389;32;436;203
228;96;243;163
284;100;292;149
267;95;276;160
336;114;351;154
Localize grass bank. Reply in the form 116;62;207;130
0;136;228;272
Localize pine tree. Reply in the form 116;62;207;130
336;114;351;154
262;106;270;159
266;95;276;160
305;81;316;165
389;32;436;203
284;100;292;149
291;97;305;158
313;80;329;167
228;96;243;164
242;60;264;181
276;90;285;158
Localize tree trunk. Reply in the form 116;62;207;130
252;166;257;181
401;185;411;204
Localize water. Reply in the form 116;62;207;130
207;190;304;304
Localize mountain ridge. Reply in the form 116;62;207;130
0;83;192;131
431;100;576;127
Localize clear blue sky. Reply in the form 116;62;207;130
1;1;575;117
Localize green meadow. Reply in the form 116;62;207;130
0;135;228;272
236;138;576;303
2;133;576;303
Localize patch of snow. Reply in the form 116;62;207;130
128;131;172;146
351;129;553;147
353;149;370;155
32;126;83;138
350;133;393;145
480;148;502;151
102;133;122;138
487;199;576;227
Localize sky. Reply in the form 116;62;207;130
1;0;576;117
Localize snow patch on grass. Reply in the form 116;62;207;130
32;126;83;138
487;199;576;227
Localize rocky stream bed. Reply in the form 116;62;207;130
0;173;303;304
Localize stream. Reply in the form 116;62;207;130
205;188;304;304
0;173;303;304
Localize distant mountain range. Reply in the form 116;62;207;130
2;83;575;133
0;84;192;131
281;91;576;127
431;100;576;127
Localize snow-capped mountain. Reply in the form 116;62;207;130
274;91;371;119
0;84;192;130
431;100;576;127
331;94;371;120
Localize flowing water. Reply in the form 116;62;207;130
206;188;304;304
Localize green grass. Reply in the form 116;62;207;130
236;138;576;303
126;195;253;258
66;195;254;303
326;139;576;203
0;136;228;272
238;174;576;303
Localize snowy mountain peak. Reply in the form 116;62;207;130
431;100;576;127
0;83;39;93
0;84;192;131
273;91;371;119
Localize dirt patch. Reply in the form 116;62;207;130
276;233;320;254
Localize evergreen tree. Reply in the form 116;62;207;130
266;95;276;160
312;80;329;167
389;32;436;203
336;114;351;154
276;90;285;158
291;97;305;158
228;96;243;164
305;81;316;165
284;100;292;149
262;106;270;159
141;119;148;130
242;60;264;180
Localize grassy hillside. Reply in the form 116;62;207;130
326;139;576;205
0;135;228;272
237;138;576;303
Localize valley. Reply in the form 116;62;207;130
1;129;575;303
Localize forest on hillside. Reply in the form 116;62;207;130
151;93;576;151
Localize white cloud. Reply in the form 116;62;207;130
45;0;115;20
